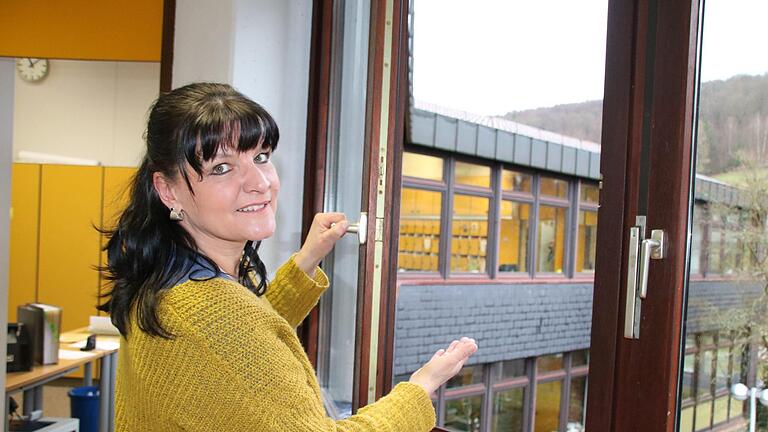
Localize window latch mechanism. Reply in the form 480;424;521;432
624;216;667;339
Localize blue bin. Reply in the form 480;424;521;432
68;386;100;432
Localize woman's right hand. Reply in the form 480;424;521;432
408;337;478;396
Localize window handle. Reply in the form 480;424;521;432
624;220;666;339
335;212;367;245
638;229;666;299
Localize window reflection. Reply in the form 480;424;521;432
576;210;597;273
534;380;561;432
455;161;491;188
537;206;566;274
500;359;526;379
537;354;564;373
502;170;532;193
707;217;722;274
447;364;485;388
568;376;587;429
492;388;524;432
572;349;589;367
445;396;483;432
690;211;703;274
580;183;599;203
541;177;568;199
451;195;489;273
499;201;530;273
403;152;444;181
398;188;442;272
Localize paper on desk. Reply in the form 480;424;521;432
70;340;120;351
59;349;95;360
88;315;120;335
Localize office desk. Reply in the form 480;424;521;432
5;329;119;432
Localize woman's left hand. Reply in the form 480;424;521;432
294;212;349;274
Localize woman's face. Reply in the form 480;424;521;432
172;145;280;249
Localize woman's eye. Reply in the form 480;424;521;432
254;152;271;164
211;163;232;175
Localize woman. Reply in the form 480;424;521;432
99;82;477;431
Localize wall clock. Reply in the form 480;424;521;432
16;58;49;82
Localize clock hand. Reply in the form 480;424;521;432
31;59;39;66
27;59;33;67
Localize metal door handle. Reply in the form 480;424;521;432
334;212;367;245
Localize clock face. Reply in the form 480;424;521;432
16;58;49;82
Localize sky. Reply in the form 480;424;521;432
412;0;768;116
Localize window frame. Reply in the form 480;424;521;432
575;180;600;276
449;156;496;277
399;147;449;275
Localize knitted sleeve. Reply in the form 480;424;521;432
265;256;330;327
161;279;436;432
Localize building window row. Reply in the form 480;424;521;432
395;350;589;432
690;202;758;277
679;332;746;431
399;149;598;278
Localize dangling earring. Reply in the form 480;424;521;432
170;207;184;221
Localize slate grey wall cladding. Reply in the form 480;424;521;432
685;279;764;335
393;280;763;376
393;283;593;376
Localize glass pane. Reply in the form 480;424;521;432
445;395;483;432
315;2;370;417
729;397;744;420
455;161;491;188
501;359;526;379
707;223;722;274
451;195;489;273
403;151;444;181
723;218;739;276
499;201;530;273
576;210;598;273
408;1;609;429
580;183;599;203
502;170;532;193
540;177;568;199
680;406;694;432
697;350;714;398
715;347;729;390
492;388;524;432
537;206;566;274
398;188;442;272
713;396;729;425
694;400;712;430
681;6;768;429
534;380;561;432
690;209;703;274
568;376;587;429
700;333;715;347
447;364;485;389
682;354;695;401
537;354;564;373
572;349;589;367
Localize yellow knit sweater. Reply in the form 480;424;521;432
115;257;436;431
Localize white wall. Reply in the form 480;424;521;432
0;58;15;396
13;60;160;167
173;0;313;271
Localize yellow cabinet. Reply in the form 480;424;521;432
8;164;41;322
99;167;136;313
37;165;103;332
